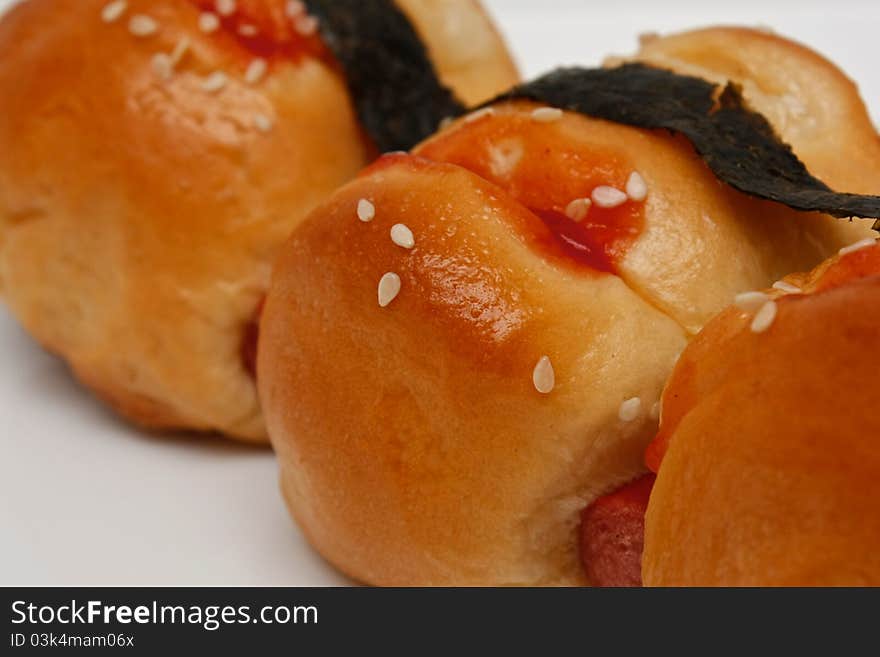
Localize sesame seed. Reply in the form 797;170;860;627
531;107;563;123
532;356;555;394
244;58;267;84
625;171;648;202
101;0;128;23
201;71;228;93
151;53;173;80
378;273;401;308
650;400;662;421
215;0;237;17
591;185;628;208
750;300;778;334
285;0;306;17
564;198;591;222
839;237;877;256
357;199;375;222
734;291;770;312
199;12;220;33
254;114;274;133
151;38;190;81
390;224;415;249
238;23;259;37
772;280;801;294
295;15;319;36
618;397;642;422
170;37;191;66
438;116;454;130
463;107;495;124
128;14;158;37
488;140;524;178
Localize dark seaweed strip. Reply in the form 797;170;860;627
304;0;465;153
491;64;880;220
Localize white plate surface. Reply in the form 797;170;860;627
1;0;877;585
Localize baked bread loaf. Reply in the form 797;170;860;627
0;0;517;441
259;31;879;585
643;240;880;585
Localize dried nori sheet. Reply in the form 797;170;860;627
304;0;465;153
489;64;880;220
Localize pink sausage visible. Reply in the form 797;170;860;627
241;299;265;379
579;474;655;587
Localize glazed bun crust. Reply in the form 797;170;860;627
644;245;880;586
621;26;880;195
260;153;686;586
261;97;871;586
0;0;517;440
417;103;873;335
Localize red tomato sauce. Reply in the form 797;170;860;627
187;0;329;63
415;110;645;275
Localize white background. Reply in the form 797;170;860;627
1;0;878;585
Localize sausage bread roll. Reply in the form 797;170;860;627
640;240;880;585
258;29;880;584
0;0;517;441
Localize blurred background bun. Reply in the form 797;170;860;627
616;26;880;195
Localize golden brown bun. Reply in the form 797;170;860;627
261;150;687;586
0;0;518;441
617;26;880;194
260;95;873;585
644;243;880;586
396;0;519;104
